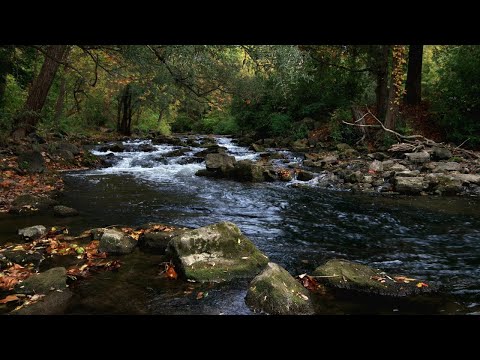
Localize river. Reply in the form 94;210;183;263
1;136;480;314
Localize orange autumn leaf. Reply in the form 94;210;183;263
416;282;429;288
0;294;20;304
165;264;178;280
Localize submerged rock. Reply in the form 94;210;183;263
10;194;58;214
53;205;79;217
3;250;44;267
245;262;314;315
15;267;67;294
138;229;185;254
99;229;137;254
313;259;434;297
167;221;269;282
18;225;47;241
12;289;73;315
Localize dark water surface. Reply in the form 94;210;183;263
1;137;480;314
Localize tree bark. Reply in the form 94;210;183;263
117;84;133;136
404;45;423;105
12;45;67;139
385;46;405;130
375;45;390;120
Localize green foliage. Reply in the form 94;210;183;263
171;115;194;133
428;46;480;147
0;74;27;134
329;107;358;144
134;109;171;135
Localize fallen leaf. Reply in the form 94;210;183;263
165;264;178;280
196;292;204;300
0;294;20;304
416;282;429;288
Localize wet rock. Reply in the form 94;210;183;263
18;225;47;241
176;156;204;165
452;173;480;185
167;221;269;282
205;153;236;173
425;174;463;195
10;194;58;214
277;168;293;181
245;262;314;315
394;176;426;194
344;170;364;184
296;170;315;181
263;169;278;182
432;146;452;161
433;162;462;172
138;229;185;254
152;135;184;146
53;205;79;217
164;147;190;157
230;160;264;182
17;151;45;173
405;151;430;164
99;229;137;254
251;143;265;152
292;139;309;152
196;145;227;157
15;267;67;294
12;289;73;315
369;160;383;173
138;143;156;152
368;152;389;161
3;250;44;267
99;142;125;152
313;259;434;297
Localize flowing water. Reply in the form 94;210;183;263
2;136;480;314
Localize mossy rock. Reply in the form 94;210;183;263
15;267;67;295
167;221;269;282
245;262;314;315
313;259;434;297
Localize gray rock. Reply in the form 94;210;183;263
433;162;462;172
395;177;426;194
432;146;452;160
230;160;264;182
369;160;383;173
12;289;73;315
138;229;185;254
405;151;430;164
368;152;389;161
53;205;79;217
245;262;315;315
292;139;309;152
425;174;463;194
251;143;265;152
10;194;58;214
99;142;125;152
390;163;408;172
205;153;236;172
54;141;81;155
18;225;47;241
15;267;67;294
138;143;156;152
452;173;480;185
99;229;137;254
17;151;45;173
296;170;315;181
167;221;269;282
313;259;434;297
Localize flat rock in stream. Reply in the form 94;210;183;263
3;249;44;267
18;225;47;241
245;262;314;315
10;194;58;214
53;205;79;217
167;221;269;282
138;229;185;254
312;259;434;297
11;289;73;315
15;267;67;295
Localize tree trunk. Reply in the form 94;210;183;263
385;46;405;130
0;46;14;108
12;45;67;139
117;84;133;136
404;45;423;105
375;45;390;120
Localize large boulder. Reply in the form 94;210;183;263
53;205;79;217
313;259;433;297
296;170;315;181
394;176;426;194
229;160;264;182
425;173;463;194
99;142;125;153
99;229;137;254
17;151;45;173
167;221;269;282
205;153;236;173
245;262;314;315
453;173;480;185
18;225;47;241
15;267;67;294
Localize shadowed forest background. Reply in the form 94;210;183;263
1;45;479;149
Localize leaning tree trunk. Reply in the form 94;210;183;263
12;45;67;140
404;45;423;105
385;45;406;130
375;45;390;120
